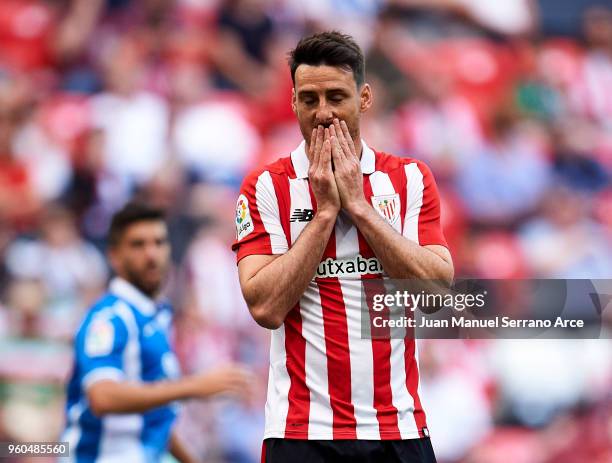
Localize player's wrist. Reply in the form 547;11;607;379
315;205;339;223
344;198;370;221
176;376;202;400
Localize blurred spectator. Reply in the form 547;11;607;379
551;117;609;192
172;94;261;184
4;205;107;338
0;73;42;227
519;185;612;278
211;0;276;96
382;0;535;39
62;128;131;244
568;5;612;127
90;37;170;185
456;110;551;224
12;105;73;204
0;0;56;72
419;340;493;462
4;278;47;339
396;69;485;178
488;339;612;428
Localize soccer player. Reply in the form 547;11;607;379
63;202;251;462
233;32;453;462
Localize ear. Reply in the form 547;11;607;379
291;87;297;115
359;83;373;113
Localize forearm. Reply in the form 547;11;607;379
349;203;453;284
88;377;197;416
242;211;336;328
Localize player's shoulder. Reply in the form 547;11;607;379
78;293;132;335
372;149;434;176
239;156;294;190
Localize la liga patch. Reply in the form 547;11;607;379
235;194;254;241
85;317;115;357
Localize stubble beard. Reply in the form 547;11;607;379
123;264;165;298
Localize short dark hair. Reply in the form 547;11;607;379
289;31;365;87
108;202;166;247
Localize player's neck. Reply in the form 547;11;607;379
354;138;363;160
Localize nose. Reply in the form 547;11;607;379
314;100;335;127
145;242;162;263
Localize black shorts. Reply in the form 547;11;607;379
262;438;437;463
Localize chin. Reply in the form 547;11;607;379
136;279;162;298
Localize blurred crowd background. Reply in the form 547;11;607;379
0;0;611;462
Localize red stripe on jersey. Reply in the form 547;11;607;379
357;174;376;260
270;173;292;248
283;155;297;179
404;322;427;436
317;228;357;439
360;174;401;440
284;303;310;439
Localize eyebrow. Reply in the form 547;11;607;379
297;90;317;98
297;88;350;98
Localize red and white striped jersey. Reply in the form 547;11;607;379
232;140;448;440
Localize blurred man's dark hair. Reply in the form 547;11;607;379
108;202;166;247
288;31;365;87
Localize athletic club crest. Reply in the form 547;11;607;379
371;193;400;226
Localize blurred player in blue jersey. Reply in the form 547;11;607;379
63;202;251;463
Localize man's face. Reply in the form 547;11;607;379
291;64;372;155
109;220;170;297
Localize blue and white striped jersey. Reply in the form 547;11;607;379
63;278;181;462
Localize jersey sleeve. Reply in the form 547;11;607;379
231;169;289;262
402;160;448;248
77;312;129;389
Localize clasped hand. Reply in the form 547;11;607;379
307;119;367;217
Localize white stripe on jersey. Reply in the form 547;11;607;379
265;324;291;437
61;402;84;462
403;162;427;434
301;287;334;439
99;301;145;462
370;171;419;439
99;415;146;463
404;163;424;244
335;213;378;439
113;301;141;382
256;171;288;253
289;178;333;439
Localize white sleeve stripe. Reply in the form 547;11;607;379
112;301;142;382
82;367;125;389
256;171;289;253
403;163;424;244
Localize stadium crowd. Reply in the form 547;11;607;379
0;0;611;461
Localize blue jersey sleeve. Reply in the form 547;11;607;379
77;312;130;389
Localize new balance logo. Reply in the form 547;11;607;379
290;209;314;222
